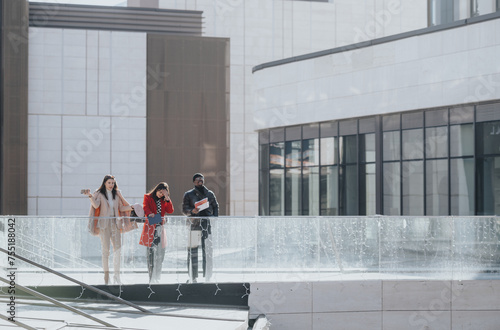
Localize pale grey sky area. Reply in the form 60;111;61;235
29;0;127;6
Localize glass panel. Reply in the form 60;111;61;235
269;169;284;215
360;133;376;163
360;164;376;215
426;126;448;159
339;165;358;215
451;158;474;215
472;0;496;16
4;216;500;291
285;140;301;167
302;167;319;215
320;137;337;165
259;144;269;170
426;159;449;215
429;0;454;25
270;142;284;169
285;168;302;215
450;124;474;157
383;162;401;215
402;128;424;160
303;138;319;166
320;166;338;215
339;135;357;164
477;156;500;215
383;131;400;161
259;170;269;215
478;121;500;155
402;160;424;215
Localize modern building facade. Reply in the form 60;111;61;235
254;7;500;216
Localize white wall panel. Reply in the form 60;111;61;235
28;28;147;215
254;21;500;130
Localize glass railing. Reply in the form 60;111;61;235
1;216;499;287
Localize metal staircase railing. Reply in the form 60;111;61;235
0;248;151;328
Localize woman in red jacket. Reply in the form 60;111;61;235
139;182;174;283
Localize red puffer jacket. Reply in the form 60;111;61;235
139;194;174;247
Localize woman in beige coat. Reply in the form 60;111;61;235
87;174;133;285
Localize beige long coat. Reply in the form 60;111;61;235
88;190;136;232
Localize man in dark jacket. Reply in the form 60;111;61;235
182;173;219;283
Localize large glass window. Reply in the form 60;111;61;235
303;167;320;215
360;134;376;215
383;131;400;161
429;0;455;26
426;126;448;159
285;168;301;215
451;158;474;215
285;141;301;167
383;162;400;215
340;135;357;164
360;164;376;215
339;165;358;215
303;138;319;166
269;169;284;215
402;161;424;215
429;0;496;25
320;137;337;165
477;156;500;215
320;166;338;215
450;124;474;157
471;0;496;16
259;107;499;216
426;159;449;215
339;135;358;215
270;142;284;169
403;129;424;160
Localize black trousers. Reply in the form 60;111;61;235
188;233;208;279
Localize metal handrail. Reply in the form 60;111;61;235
0;248;151;314
0;276;118;328
0;313;37;330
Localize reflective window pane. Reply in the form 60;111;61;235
285;140;302;167
478;121;500;155
360;164;376;215
426;159;449;215
451;158;474;215
472;0;496;16
402;160;424;215
285;168;302;215
426;126;448;159
270;142;284;169
340;135;357;164
339;165;358;215
269;169;284;215
259;170;269;215
450;124;474;157
477;156;500;215
403;129;424;160
383;162;400;215
360;133;376;163
303;138;319;166
383;131;400;161
320;137;337;165
320;166;338;215
303;167;319;215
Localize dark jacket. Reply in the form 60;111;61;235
182;186;219;236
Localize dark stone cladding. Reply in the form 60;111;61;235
0;0;29;215
29;2;203;35
252;11;500;73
